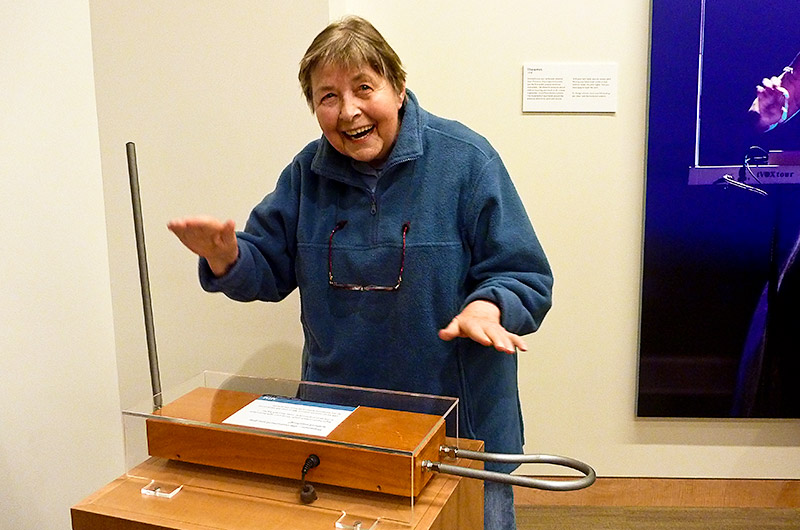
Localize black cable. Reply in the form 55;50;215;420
299;454;320;504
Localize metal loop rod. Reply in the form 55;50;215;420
422;447;596;492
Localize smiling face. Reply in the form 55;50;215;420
311;63;405;166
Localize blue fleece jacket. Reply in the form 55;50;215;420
200;90;553;470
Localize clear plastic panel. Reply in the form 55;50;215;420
122;371;458;526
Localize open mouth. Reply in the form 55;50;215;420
344;125;374;140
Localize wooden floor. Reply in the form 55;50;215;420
514;478;800;530
515;477;800;508
516;506;800;530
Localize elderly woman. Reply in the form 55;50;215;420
169;16;552;529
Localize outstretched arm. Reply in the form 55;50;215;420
167;216;239;277
438;300;529;354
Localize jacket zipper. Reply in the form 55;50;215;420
369;191;377;215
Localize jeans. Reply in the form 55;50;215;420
484;481;516;530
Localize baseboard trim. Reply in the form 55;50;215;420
514;477;800;508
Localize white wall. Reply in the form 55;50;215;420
90;0;329;410
0;2;124;529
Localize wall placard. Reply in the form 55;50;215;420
522;62;617;113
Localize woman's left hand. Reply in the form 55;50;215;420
438;300;528;354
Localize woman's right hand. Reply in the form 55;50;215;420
168;216;239;277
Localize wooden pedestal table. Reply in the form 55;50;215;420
71;437;483;530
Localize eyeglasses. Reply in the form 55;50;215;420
328;220;410;291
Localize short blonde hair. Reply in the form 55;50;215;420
299;16;406;111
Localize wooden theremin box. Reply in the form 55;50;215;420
145;387;446;497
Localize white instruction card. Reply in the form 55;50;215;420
222;395;357;437
523;62;618;113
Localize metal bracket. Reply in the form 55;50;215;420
334;512;380;530
140;479;183;499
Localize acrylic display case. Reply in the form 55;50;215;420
119;372;461;527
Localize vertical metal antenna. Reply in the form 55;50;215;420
693;0;707;168
126;142;163;410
